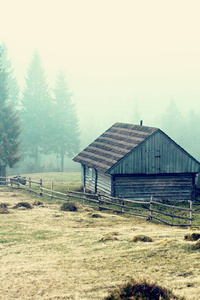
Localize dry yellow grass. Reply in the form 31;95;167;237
0;188;200;299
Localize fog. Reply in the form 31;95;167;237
1;0;200;170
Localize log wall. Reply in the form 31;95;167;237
96;172;112;195
84;165;112;195
84;165;96;193
114;173;196;201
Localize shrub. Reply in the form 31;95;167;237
13;202;32;209
184;233;200;241
130;235;153;243
60;202;78;212
103;278;185;300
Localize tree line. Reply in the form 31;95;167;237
0;43;80;174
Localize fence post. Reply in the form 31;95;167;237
83;191;86;206
67;188;70;202
40;179;43;196
122;198;124;213
149;196;153;219
29;177;31;192
171;205;175;226
99;199;101;211
17;176;19;189
190;200;193;227
51;181;53;199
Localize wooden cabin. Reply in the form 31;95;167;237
73;123;200;201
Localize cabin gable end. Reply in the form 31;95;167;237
108;130;200;175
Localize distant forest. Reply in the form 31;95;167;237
0;43;80;174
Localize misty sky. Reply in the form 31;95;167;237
1;0;200;144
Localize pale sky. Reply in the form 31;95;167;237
1;0;200;141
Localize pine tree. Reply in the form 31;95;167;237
0;42;20;109
0;46;22;172
21;50;51;172
49;70;80;171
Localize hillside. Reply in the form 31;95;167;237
0;172;200;299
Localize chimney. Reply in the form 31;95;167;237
140;120;143;126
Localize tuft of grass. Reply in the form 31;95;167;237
130;235;153;243
10;194;18;197
103;278;185;300
184;233;200;241
90;213;103;218
32;230;50;240
99;232;119;242
190;240;200;250
0;203;9;213
0;207;9;214
0;203;8;208
60;202;78;212
13;202;32;209
190;226;200;230
83;207;94;212
32;200;43;206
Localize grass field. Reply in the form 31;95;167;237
1;172;200;299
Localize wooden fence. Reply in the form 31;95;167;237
0;176;194;226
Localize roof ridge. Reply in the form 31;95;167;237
113;122;159;130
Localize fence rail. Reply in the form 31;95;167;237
0;176;194;226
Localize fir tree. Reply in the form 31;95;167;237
49;70;80;171
21;50;51;172
0;46;22;171
0;42;20;109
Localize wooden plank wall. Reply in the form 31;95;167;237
97;172;112;196
81;164;85;187
114;174;196;201
85;166;96;193
109;131;200;175
84;166;112;195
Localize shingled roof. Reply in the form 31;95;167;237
73;122;158;172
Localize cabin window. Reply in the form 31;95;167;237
89;168;93;181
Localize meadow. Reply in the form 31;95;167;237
0;172;200;300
